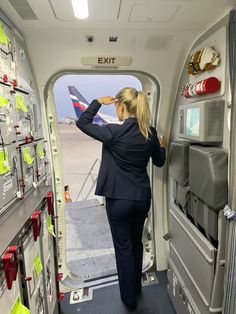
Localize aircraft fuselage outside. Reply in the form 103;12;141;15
68;85;119;125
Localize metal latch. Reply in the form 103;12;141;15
223;205;236;220
163;232;172;241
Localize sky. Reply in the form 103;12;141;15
53;74;142;120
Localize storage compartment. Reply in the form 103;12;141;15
31;95;44;141
0;84;17;144
21;229;47;314
14;92;35;143
189;193;218;243
40;210;58;314
169;202;216;307
189;146;228;210
0;143;21;215
19;142;37;193
169;141;190;186
35;139;48;182
172;180;189;212
168;258;199;314
0;270;25;314
169;141;191;212
189;146;228;243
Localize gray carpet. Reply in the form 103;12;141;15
60;271;176;314
65;199;116;279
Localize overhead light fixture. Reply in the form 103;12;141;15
72;0;89;19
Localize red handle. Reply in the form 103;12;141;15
31;210;42;241
57;273;63;282
46;191;54;215
2;253;16;290
7;246;18;281
57;292;65;301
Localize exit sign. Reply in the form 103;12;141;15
81;56;132;67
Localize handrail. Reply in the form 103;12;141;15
75;158;101;201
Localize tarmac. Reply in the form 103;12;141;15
59;123;102;201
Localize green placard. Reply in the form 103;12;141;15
37;143;45;159
0;150;11;175
0;95;9;107
33;255;43;277
22;147;35;165
11;296;30;314
15;94;28;113
47;215;56;237
0;23;10;45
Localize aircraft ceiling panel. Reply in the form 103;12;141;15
129;4;180;23
49;0;122;21
8;0;38;20
0;0;233;32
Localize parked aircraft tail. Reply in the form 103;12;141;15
68;86;108;125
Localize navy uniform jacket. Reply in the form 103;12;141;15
76;100;166;201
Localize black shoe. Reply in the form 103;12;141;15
123;301;137;312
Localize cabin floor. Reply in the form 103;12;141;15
60;271;176;314
64;199;176;313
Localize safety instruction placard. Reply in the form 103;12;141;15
15;94;28;113
0;150;11;175
33;255;43;277
22;147;35;165
11;296;30;314
36;143;45;159
47;215;56;237
0;95;9;107
0;23;10;45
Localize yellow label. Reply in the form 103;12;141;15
15;94;28;113
22;147;35;165
0;95;9;107
0;150;11;175
37;143;45;159
11;296;30;314
0;23;10;45
47;215;56;237
33;255;43;277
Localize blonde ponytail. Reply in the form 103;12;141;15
135;91;151;139
116;87;151;139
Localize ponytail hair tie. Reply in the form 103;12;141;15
135;90;138;97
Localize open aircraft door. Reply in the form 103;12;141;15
45;71;165;288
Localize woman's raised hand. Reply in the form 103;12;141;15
97;96;118;105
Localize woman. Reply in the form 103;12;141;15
76;87;166;311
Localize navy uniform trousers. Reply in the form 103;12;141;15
105;197;151;305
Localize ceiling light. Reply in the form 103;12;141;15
72;0;89;19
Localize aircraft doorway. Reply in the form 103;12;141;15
53;74;142;202
52;73;157;286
